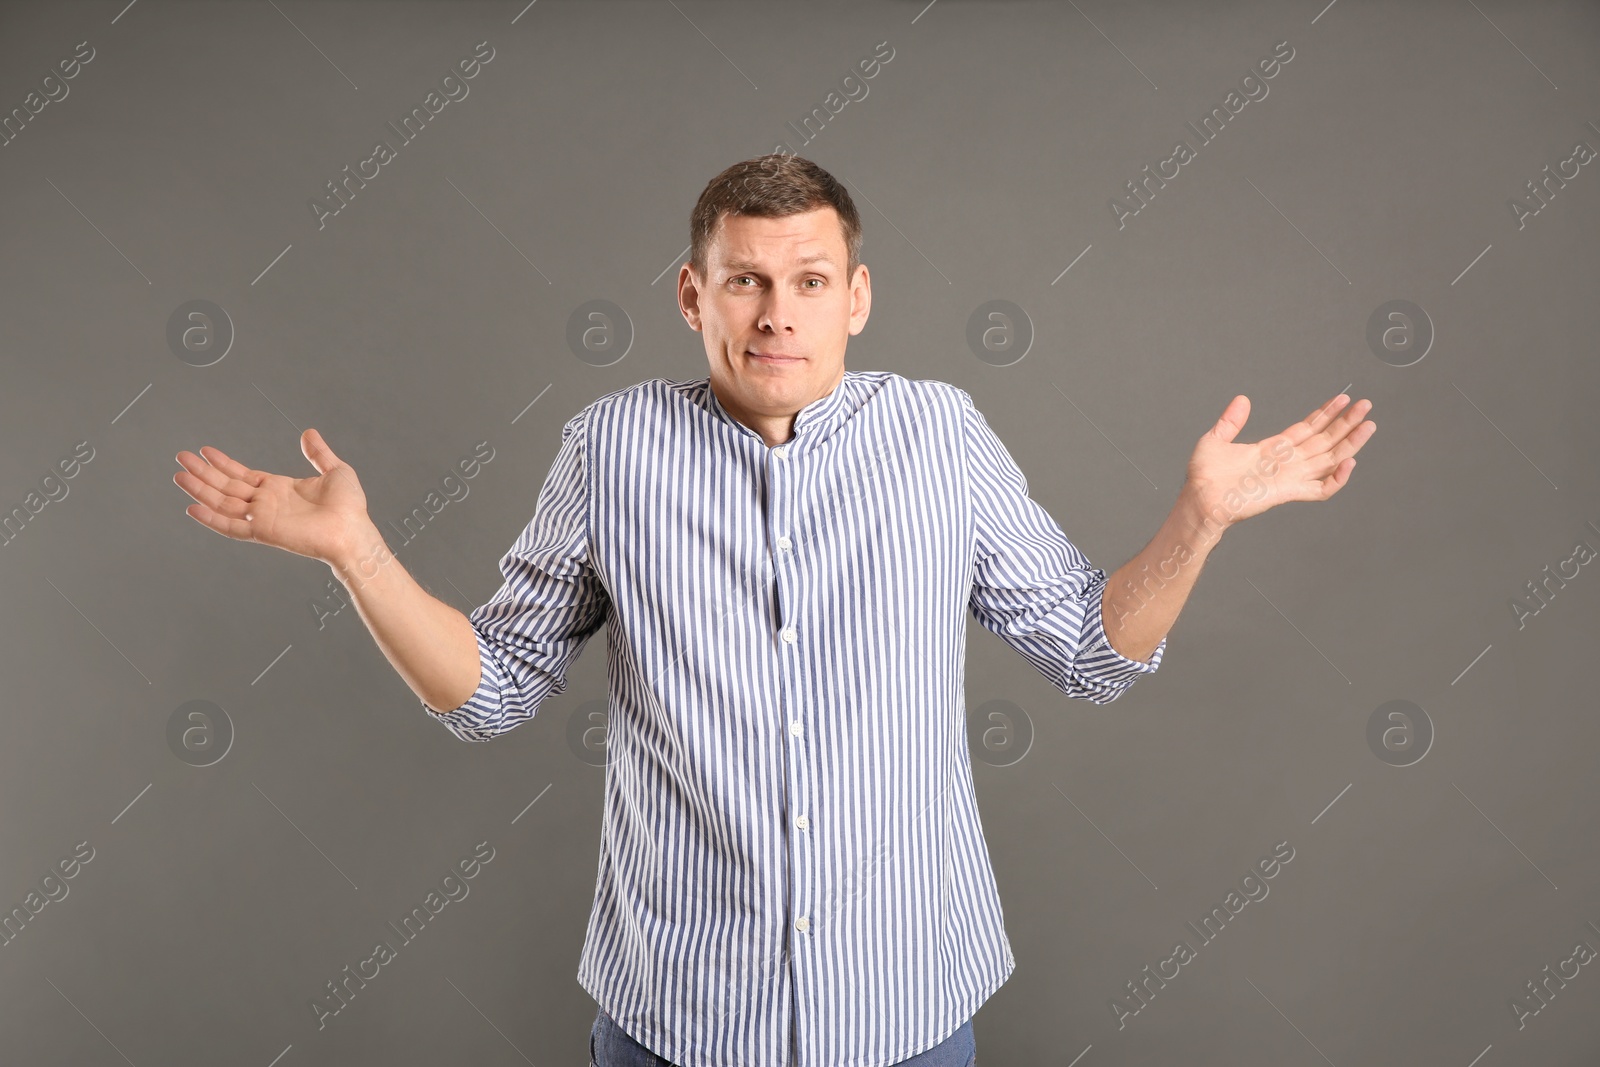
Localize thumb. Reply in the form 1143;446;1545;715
300;428;344;475
1208;395;1250;444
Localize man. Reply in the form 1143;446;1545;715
173;154;1374;1067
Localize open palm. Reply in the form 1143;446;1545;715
1185;392;1376;529
173;428;370;565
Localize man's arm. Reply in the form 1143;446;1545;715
961;388;1165;705
1099;490;1220;664
174;413;609;738
416;407;610;742
1101;389;1377;662
328;523;484;714
173;426;485;714
328;407;609;740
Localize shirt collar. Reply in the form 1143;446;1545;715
702;371;855;446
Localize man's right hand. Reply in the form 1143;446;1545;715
175;427;486;715
173;427;373;567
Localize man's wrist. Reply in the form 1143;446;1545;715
327;520;393;586
1173;484;1231;548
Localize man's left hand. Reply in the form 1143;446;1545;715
1182;392;1376;530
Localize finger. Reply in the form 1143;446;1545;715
1295;397;1373;455
183;501;256;541
1284;393;1354;446
173;468;251;519
1316;458;1355;499
176;450;257;501
1310;400;1374;456
1305;392;1352;428
195;445;264;488
300;428;344;476
1207;395;1250;445
1325;419;1377;467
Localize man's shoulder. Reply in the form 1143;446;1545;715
592;376;695;410
894;372;968;404
558;376;700;436
856;371;972;420
842;369;969;409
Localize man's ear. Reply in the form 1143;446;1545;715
678;263;703;331
848;263;871;336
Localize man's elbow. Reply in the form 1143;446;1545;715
1056;668;1146;706
426;676;553;742
1078;682;1136;706
1066;635;1167;703
426;704;502;742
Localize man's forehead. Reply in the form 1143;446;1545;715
717;248;839;272
711;211;844;271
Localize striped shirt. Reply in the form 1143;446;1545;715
426;370;1166;1067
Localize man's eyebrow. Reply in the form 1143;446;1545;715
721;253;837;272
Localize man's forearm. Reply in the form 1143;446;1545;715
329;521;483;715
1099;488;1229;663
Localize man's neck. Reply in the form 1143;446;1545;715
711;368;844;448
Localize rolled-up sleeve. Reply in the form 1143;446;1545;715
426;407;610;741
962;389;1164;705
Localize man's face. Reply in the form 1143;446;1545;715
678;206;871;436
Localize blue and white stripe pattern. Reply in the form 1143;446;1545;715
427;370;1166;1067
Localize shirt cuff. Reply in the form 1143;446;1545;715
423;625;507;743
1069;575;1168;692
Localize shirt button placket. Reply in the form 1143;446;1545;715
769;436;812;1063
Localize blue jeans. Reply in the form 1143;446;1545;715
590;1007;976;1067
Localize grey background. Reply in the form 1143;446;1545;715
2;0;1597;1064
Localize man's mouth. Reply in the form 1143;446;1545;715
747;350;802;364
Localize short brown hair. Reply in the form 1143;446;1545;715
688;153;863;282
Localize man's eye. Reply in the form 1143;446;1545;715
730;276;822;288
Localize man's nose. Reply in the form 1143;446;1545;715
757;291;798;333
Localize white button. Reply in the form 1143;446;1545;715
782;627;797;644
777;535;792;552
795;815;808;830
773;445;788;459
795;916;809;932
790;720;803;737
